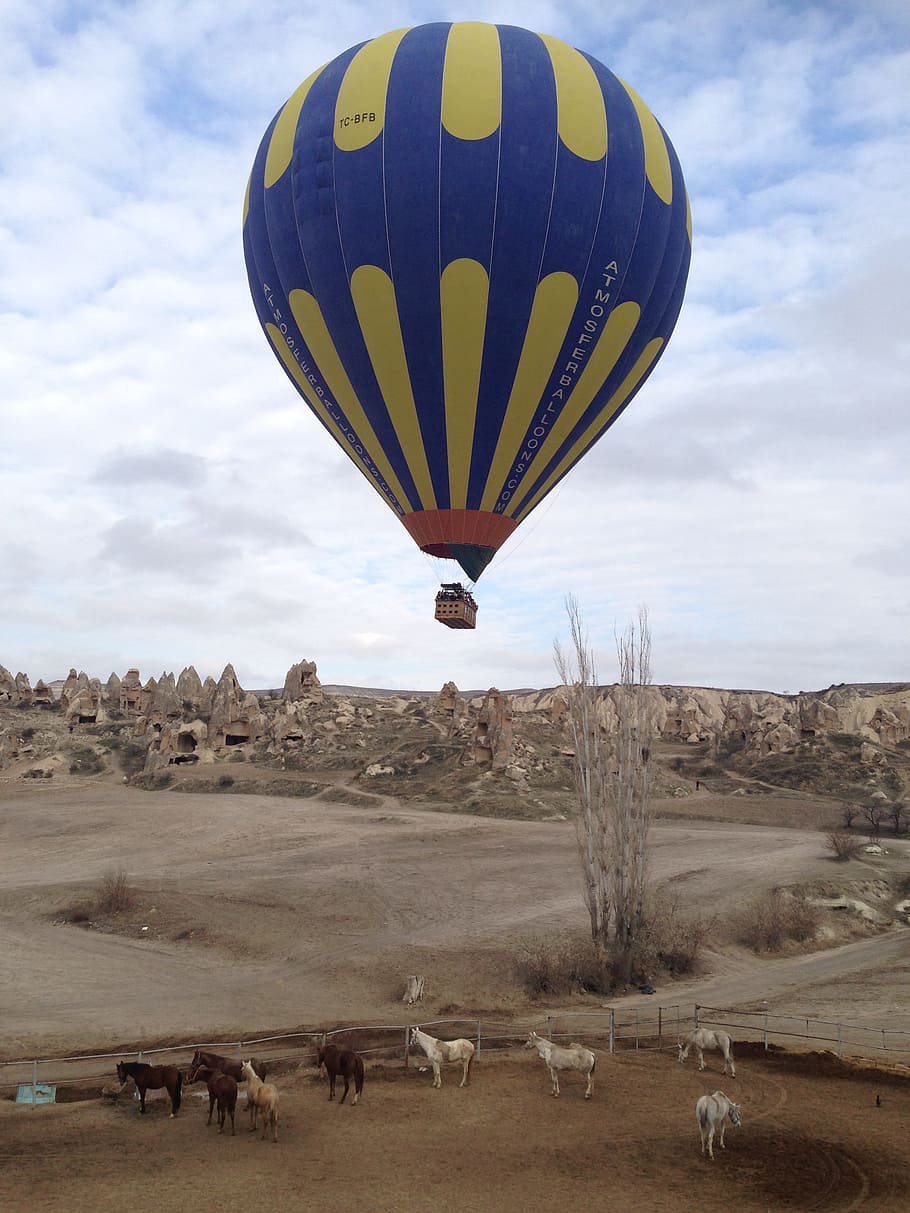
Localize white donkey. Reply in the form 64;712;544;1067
409;1027;475;1088
678;1027;735;1077
525;1031;596;1099
695;1090;742;1160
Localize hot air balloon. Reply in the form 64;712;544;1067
243;22;691;628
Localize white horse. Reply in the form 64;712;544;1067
409;1027;475;1088
678;1028;735;1077
695;1090;742;1160
525;1031;596;1099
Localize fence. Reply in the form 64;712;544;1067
694;1005;910;1061
4;1002;908;1103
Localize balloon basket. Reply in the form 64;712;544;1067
434;583;477;630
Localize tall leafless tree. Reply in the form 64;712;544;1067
555;598;654;984
554;598;610;948
609;607;653;985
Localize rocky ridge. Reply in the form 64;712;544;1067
1;662;908;816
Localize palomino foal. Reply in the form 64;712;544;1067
240;1060;279;1142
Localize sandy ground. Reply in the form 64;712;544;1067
1;781;909;1056
1;778;909;1211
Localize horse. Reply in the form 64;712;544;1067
409;1027;474;1088
240;1060;279;1141
678;1028;736;1077
316;1043;364;1105
695;1090;742;1160
185;1064;238;1135
525;1031;596;1099
116;1060;182;1117
187;1049;267;1085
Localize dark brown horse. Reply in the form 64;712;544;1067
316;1043;364;1105
187;1049;267;1085
116;1060;182;1117
186;1063;238;1135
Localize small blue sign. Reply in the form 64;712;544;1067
16;1083;56;1104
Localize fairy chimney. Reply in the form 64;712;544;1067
282;659;323;705
209;665;266;749
434;681;462;719
120;669;143;713
176;665;205;713
470;688;514;769
105;672;121;707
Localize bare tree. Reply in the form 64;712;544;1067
862;802;885;841
610;608;653;985
555;598;654;984
554;598;610;948
841;804;860;830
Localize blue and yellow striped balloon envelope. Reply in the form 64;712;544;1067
243;22;691;582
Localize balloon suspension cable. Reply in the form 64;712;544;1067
483;480;567;577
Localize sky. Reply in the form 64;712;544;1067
2;0;908;695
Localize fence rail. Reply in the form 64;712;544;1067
4;1002;908;1101
695;1005;910;1060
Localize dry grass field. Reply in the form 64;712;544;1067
1;770;908;1210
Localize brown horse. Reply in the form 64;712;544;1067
316;1043;364;1106
186;1064;238;1135
188;1049;267;1085
116;1060;182;1117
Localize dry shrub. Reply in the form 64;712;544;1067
826;829;862;861
95;867;135;914
517;938;615;998
735;887;821;952
635;893;715;978
518;894;714;996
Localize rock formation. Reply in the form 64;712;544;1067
120;669;143;714
0;665;16;702
3;651;909;798
208;664;266;750
434;681;463;720
282;659;323;705
470;688;514;769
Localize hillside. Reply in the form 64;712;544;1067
1;661;908;836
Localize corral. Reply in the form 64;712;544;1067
0;779;908;1210
1;1044;907;1212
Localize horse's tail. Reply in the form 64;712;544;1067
466;1051;475;1080
355;1056;365;1095
590;1053;596;1074
173;1069;183;1113
696;1098;710;1130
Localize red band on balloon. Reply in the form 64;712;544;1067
402;509;518;557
